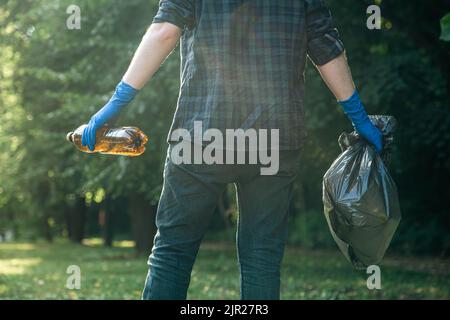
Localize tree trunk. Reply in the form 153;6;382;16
216;191;234;241
129;195;157;255
296;180;306;212
102;201;114;247
66;197;86;244
42;214;53;243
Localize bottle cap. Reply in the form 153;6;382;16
66;132;74;142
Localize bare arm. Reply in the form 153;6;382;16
316;52;355;101
304;0;382;152
315;52;383;152
80;22;181;150
122;22;182;90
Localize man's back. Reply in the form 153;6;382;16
153;0;344;149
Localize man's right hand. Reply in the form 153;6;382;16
352;116;383;153
338;90;383;153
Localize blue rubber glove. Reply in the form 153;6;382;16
338;90;383;153
82;81;139;151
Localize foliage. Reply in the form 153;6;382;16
440;12;450;41
287;211;336;250
0;0;449;255
0;0;175;241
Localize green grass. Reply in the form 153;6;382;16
0;239;449;299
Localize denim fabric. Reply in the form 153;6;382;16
142;144;301;300
152;0;344;150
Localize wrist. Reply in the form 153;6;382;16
90;80;139;126
115;80;139;102
338;90;361;113
338;90;370;127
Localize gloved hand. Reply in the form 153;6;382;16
82;81;139;151
338;90;383;153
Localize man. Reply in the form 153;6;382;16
82;0;382;300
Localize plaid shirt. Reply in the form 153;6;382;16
153;0;344;149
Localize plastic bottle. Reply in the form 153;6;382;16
66;125;149;157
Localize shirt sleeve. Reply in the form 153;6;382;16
152;0;196;30
305;0;345;66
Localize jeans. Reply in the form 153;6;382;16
142;144;301;300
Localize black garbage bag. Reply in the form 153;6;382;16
322;115;401;269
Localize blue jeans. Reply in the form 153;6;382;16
142;144;301;300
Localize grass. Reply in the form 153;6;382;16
0;239;449;300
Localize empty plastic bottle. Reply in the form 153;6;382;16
67;125;149;157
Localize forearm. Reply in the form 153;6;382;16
315;52;383;152
82;23;180;150
123;22;181;90
316;52;355;101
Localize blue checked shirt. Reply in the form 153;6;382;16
153;0;344;149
